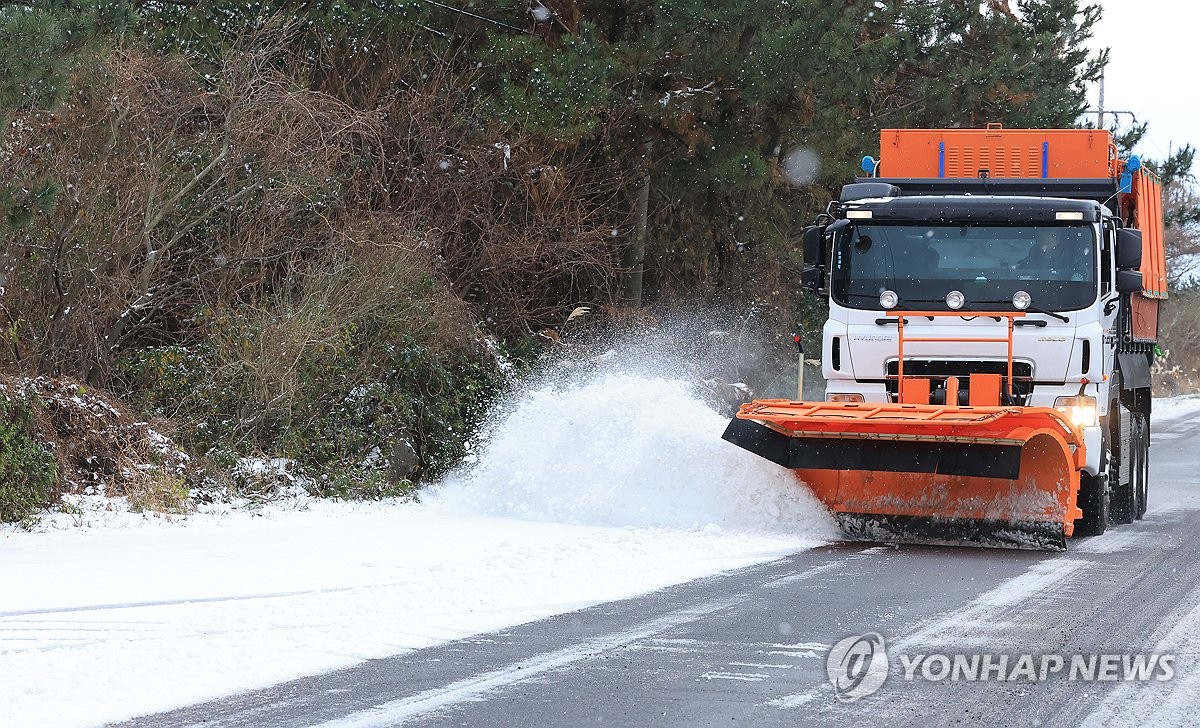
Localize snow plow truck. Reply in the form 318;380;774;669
723;127;1165;550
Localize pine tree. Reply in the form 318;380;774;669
0;1;132;229
0;1;132;110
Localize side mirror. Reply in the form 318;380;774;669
1116;269;1143;293
801;267;823;291
802;225;824;267
1116;228;1143;270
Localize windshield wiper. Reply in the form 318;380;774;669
969;300;1070;323
1024;307;1069;323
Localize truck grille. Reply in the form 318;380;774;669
885;360;1034;403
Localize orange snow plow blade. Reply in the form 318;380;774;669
722;401;1086;550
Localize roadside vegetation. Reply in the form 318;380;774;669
0;0;1196;522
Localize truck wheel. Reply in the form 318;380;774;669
1110;483;1135;524
1075;464;1110;537
1110;410;1136;525
1135;413;1149;520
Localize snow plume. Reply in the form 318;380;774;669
432;321;837;537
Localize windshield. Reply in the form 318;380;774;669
831;223;1097;312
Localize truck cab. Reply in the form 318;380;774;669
722;128;1164;548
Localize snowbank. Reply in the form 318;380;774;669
1153;394;1200;425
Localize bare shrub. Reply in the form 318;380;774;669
343;57;631;337
1;26;379;382
125;468;190;514
2;28;629;376
1155;288;1200;396
198;219;473;444
0;28;634;489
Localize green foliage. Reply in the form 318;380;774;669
0;180;60;230
0;0;132;110
277;332;502;481
118;345;208;415
893;0;1103;129
0;1;128;233
481;25;619;140
122;321;505;489
580;0;1106;301
311;471;419;502
1155;145;1197;187
0;393;59;523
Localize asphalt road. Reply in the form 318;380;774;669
120;407;1200;728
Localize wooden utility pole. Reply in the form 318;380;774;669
622;138;652;306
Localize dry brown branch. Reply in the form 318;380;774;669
1;25;381;382
2;24;632;392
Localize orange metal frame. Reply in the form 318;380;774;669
892;311;1025;402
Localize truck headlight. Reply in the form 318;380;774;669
1055;396;1098;428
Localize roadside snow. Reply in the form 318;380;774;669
1153;394;1200;425
0;372;835;727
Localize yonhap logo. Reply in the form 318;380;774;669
819;631;1174;705
826;632;889;702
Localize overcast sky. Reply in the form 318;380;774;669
1086;1;1196;162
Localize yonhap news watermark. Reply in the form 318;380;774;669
825;632;1175;702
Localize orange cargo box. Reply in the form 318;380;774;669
879;126;1120;179
1129;166;1168;301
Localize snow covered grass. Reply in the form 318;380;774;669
0;370;835;727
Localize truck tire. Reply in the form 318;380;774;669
1134;412;1149;520
1110;406;1136;525
1075;459;1110;537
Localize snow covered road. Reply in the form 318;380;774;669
5;382;1200;727
112;394;1200;728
